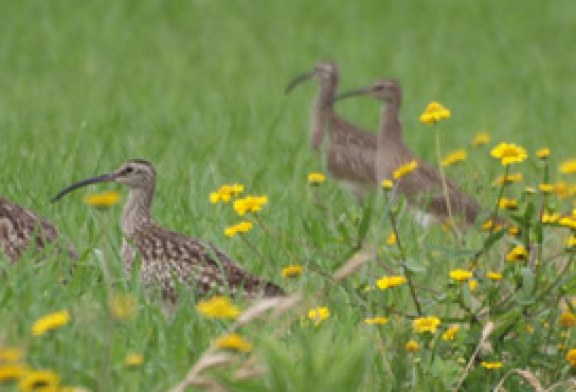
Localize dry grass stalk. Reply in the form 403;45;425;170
333;250;375;282
453;321;494;391
170;353;236;392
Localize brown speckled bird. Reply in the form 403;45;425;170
52;159;283;301
286;61;377;202
337;79;480;228
0;197;76;262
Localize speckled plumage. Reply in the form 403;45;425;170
53;159;283;301
286;62;377;201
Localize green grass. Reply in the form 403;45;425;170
1;1;576;390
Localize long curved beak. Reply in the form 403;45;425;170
334;87;372;102
284;70;316;95
52;173;116;202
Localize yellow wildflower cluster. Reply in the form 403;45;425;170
307;172;326;185
393;160;418;180
19;370;61;391
442;325;460;341
539;183;554;194
566;349;576;366
441;149;467;167
413;316;441;334
536;147;550;159
233;195;268;215
84;190;121;208
215;333;252;353
498;197;519;210
472;132;490;147
419;101;451;125
405;340;420;353
196;296;240;319
210;183;244;204
541;212;561;224
449;269;472;282
224;221;253;237
487;271;502;281
506;245;528;262
559;312;576;328
381;179;394;190
31;310;71;336
490;142;528;166
566;235;576;249
560;159;576;174
376;275;406;289
481;361;503;370
308;306;330;325
281;264;303;278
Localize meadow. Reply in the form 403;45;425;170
1;0;576;390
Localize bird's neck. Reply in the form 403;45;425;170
378;101;404;143
121;187;154;236
309;81;337;150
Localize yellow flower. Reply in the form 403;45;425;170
560;159;576;174
508;226;520;236
539;183;554;194
386;233;397;246
83;191;121;208
125;353;144;367
413;316;441;334
559;312;576;328
566;349;576;366
381;179;394;190
214;333;252;353
419;101;451;125
498;198;519;211
472;132;490;147
224;221;253;238
393;160;418;180
449;269;473;282
487;271;502;281
559;216;576;230
308;307;330;325
364;317;389;325
493;173;523;186
442;325;460;341
32;310;70;336
536;147;550;159
19;370;60;391
566;235;576;249
307;172;326;185
551;182;576;199
405;340;420;353
196;296;240;320
490;143;528;166
109;293;137;321
0;347;23;363
481;361;503;370
376;275;407;289
468;279;478;292
281;264;303;278
210;183;244;204
441;149;467;167
0;364;28;382
506;245;528;262
233;195;268;215
482;219;494;231
541;212;561;224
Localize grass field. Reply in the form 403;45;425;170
1;1;576;391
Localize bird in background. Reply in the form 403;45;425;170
52;159;284;301
336;79;480;228
286;61;378;202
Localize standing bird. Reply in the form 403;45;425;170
52;159;284;301
286;62;378;202
336;79;480;227
1;197;76;263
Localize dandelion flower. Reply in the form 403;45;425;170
490;143;528;166
125;353;144;367
487;271;502;281
539;183;554;194
468;279;478;292
559;216;576;230
281;264;303;278
19;370;60;391
449;269;472;282
566;349;576;366
536;147;550;159
215;333;252;353
32;310;70;336
307;172;326;185
381;179;394;190
109;293;137;321
405;340;420;353
559;312;576;328
541;212;561;224
566;235;576;249
419;101;451;125
498;198;519;211
393;160;418;180
441;149;467;167
0;364;28;382
196;296;240;320
224;221;253;238
560;159;576;174
308;306;330;325
442;325;460;341
376;275;406;289
83;191;121;208
210;184;244;204
233;195;268;215
472;132;490;147
364;317;388;325
481;361;503;370
506;245;527;262
493;173;522;186
413;316;441;334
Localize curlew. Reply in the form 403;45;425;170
0;197;76;263
286;62;377;202
336;79;480;228
52;159;284;301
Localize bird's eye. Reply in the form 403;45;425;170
124;166;134;174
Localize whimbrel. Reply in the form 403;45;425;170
286;62;378;202
52;159;284;300
1;197;76;263
337;79;480;227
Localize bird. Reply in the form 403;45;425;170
285;61;378;202
336;79;480;228
1;197;76;263
52;159;284;301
